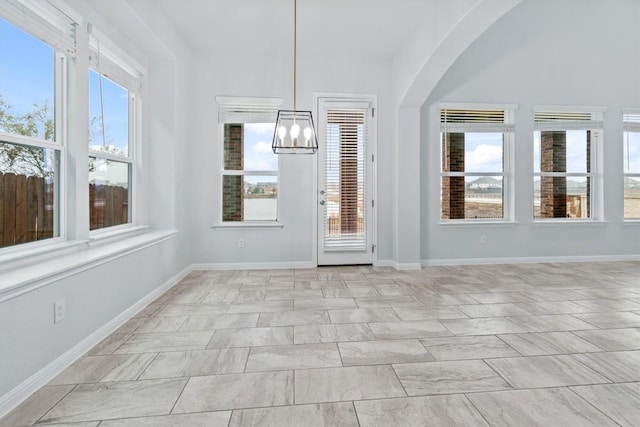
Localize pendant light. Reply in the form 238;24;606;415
272;0;318;154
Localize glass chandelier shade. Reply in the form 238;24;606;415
272;110;318;154
271;0;318;155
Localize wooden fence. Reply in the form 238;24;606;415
0;172;54;248
89;182;129;230
0;172;128;248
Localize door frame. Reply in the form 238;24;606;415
312;93;378;267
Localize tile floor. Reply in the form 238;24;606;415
3;262;640;426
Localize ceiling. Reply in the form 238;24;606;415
150;0;438;59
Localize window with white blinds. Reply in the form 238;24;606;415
623;108;640;219
323;109;367;250
439;105;515;221
0;3;77;249
0;0;77;57
533;107;603;220
216;97;281;223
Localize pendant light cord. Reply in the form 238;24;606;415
293;0;297;112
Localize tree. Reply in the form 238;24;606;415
0;95;54;178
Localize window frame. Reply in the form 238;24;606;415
623;108;640;221
215;96;282;227
532;106;604;222
439;103;516;223
0;13;70;254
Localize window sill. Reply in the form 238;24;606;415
531;220;609;227
439;221;519;228
211;222;284;230
0;239;88;269
623;220;640;225
89;225;151;245
0;229;178;303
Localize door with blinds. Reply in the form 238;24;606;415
317;98;375;265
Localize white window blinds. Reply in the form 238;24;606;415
89;27;144;93
0;0;77;56
324;108;367;251
534;108;604;131
623;109;640;133
216;97;282;124
440;107;514;133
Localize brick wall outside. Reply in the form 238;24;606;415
223;124;243;221
540;131;567;218
340;123;358;233
441;132;465;219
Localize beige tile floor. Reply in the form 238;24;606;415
3;262;640;426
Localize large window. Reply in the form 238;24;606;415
0;16;63;249
623;110;640;220
88;32;141;231
218;98;280;223
440;106;514;221
533;109;602;220
88;71;133;230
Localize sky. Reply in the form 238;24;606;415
88;70;129;156
0;17;129;155
0;19;54;134
241;122;278;185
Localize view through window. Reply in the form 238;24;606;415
0;18;59;249
222;122;278;222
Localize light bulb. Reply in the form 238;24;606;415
278;125;287;146
303;127;312;147
290;123;300;138
290;123;300;147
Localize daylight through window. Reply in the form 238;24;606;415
623;109;640;219
440;107;514;221
0;17;62;249
533;109;602;219
218;98;281;223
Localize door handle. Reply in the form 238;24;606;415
319;200;326;205
320;190;326;195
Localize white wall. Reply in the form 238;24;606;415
421;0;640;263
188;52;394;266
0;0;194;403
0;238;183;398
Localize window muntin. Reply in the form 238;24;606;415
88;70;134;231
533;109;601;220
623;111;640;219
222;122;278;222
440;107;513;221
0;17;61;249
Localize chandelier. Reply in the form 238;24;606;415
272;0;318;154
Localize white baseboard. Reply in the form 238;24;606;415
374;260;422;270
422;254;640;267
192;261;316;270
0;265;191;419
373;260;395;268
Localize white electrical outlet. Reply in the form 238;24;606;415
480;235;487;244
54;299;66;323
238;238;245;248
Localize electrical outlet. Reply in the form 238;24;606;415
54;299;66;323
480;235;487;245
238;238;245;248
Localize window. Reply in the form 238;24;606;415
217;97;281;223
533;108;602;219
440;106;514;221
0;13;67;249
623;109;640;219
88;32;141;231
